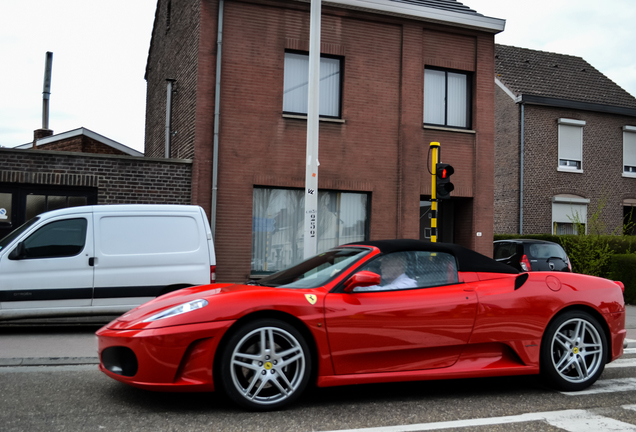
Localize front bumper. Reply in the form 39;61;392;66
97;319;235;392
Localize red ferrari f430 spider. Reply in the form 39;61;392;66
97;240;626;410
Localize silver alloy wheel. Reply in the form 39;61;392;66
550;317;604;384
229;326;306;406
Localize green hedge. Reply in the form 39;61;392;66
609;254;636;304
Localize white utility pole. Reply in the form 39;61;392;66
303;0;321;259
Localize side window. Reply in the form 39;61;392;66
494;243;515;260
283;51;342;118
20;218;87;259
424;67;471;129
558;118;585;172
355;251;458;292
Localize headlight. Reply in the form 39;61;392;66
143;299;208;322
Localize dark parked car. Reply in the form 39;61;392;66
493;239;571;272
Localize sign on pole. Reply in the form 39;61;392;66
304;0;321;259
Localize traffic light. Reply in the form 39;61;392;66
436;163;454;200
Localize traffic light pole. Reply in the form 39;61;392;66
430;142;440;243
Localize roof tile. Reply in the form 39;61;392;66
495;44;636;109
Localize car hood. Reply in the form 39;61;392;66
104;282;324;331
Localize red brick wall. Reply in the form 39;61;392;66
144;0;201;160
145;0;499;281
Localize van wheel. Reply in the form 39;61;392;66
540;310;606;391
218;319;311;411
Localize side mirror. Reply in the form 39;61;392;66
343;270;381;293
8;242;26;260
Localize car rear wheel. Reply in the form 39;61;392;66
218;318;311;411
540;310;607;391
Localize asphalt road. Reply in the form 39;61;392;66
1;307;636;431
2;361;636;431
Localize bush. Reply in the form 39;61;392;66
609;254;636;304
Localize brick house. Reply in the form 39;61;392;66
494;44;636;236
0;126;191;239
144;0;505;282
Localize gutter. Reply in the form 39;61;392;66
310;0;506;33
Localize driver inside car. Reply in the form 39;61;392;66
354;253;417;291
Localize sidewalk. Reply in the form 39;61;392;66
1;307;636;367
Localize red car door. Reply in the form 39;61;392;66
324;283;478;375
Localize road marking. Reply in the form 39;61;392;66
561;378;636;395
624;348;636;355
318;408;636;432
607;358;636;368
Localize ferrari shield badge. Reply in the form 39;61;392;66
305;294;317;305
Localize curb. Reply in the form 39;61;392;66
0;357;99;367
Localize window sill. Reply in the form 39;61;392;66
283;114;345;124
557;167;583;173
423;125;476;134
623;173;636;178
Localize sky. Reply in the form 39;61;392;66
0;1;156;152
0;1;634;153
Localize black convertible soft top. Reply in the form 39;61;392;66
345;239;519;274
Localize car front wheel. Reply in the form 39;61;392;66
540;310;607;391
218;318;311;411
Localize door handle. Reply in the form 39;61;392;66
89;257;95;266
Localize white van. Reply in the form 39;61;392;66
0;205;216;320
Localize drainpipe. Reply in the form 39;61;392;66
165;79;176;158
519;102;525;235
210;0;224;238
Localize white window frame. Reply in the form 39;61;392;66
423;68;471;129
283;51;342;119
558;118;585;173
623;126;636;178
551;195;589;234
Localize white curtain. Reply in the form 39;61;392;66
252;188;367;273
447;72;467;127
423;69;445;125
283;53;340;117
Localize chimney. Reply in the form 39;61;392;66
33;128;53;148
34;52;54;148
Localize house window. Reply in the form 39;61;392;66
558;119;585;172
623;126;636;177
252;188;368;274
552;195;589;234
424;68;471;129
283;52;342;118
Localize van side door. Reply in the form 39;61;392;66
91;212;210;308
0;214;94;311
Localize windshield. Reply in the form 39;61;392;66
256;247;370;289
0;217;40;251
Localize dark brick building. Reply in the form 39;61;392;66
144;0;505;281
494;44;636;235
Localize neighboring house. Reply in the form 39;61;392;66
143;0;505;282
0;126;191;239
14;127;144;157
494;44;636;236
